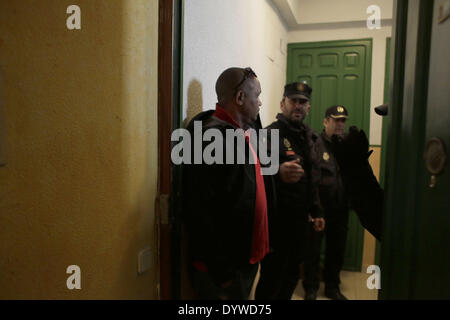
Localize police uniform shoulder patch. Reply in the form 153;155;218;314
323;152;330;161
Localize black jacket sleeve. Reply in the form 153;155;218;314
332;126;383;241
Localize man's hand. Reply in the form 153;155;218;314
280;159;304;183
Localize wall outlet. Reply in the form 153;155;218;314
138;247;152;275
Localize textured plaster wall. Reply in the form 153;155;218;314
0;0;159;299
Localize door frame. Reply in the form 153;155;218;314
380;37;391;189
375;37;391;268
380;0;434;299
157;0;184;300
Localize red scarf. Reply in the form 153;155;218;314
213;105;269;265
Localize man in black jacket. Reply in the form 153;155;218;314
181;67;274;300
255;82;325;300
303;106;351;301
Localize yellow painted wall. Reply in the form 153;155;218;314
0;0;159;299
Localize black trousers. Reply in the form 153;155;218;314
303;210;349;292
191;263;258;300
255;219;308;300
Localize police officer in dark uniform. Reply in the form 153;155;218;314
255;82;325;300
303;105;350;300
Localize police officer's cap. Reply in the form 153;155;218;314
325;105;349;119
283;82;312;100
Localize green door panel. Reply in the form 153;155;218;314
287;39;373;272
380;0;450;299
375;37;391;268
412;0;450;299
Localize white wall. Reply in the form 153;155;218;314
288;25;392;145
182;0;288;127
288;0;393;25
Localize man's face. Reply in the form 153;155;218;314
241;77;262;126
324;117;347;137
280;96;310;124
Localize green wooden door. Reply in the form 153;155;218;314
381;0;450;299
413;0;450;297
287;39;373;272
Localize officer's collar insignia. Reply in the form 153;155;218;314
284;138;292;149
337;106;344;113
323;152;330;161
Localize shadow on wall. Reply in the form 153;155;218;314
180;78;204;299
183;79;204;128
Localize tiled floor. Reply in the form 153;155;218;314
292;271;379;300
250;267;379;300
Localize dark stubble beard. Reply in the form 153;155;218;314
287;111;306;128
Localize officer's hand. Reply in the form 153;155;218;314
313;218;326;232
280;159;304;184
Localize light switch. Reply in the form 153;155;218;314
138;247;152;275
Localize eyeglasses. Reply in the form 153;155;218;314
234;67;257;93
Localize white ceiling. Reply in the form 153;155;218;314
272;0;393;29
